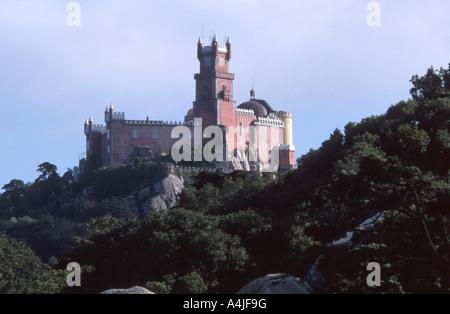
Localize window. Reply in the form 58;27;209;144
87;140;90;151
239;122;242;136
132;130;139;138
129;145;135;153
152;130;158;139
108;145;110;153
155;145;161;154
203;84;208;91
107;129;110;139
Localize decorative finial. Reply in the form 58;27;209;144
250;78;255;99
110;103;114;110
89;116;93;122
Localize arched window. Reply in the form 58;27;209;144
152;130;158;139
155;145;161;154
132;130;139;138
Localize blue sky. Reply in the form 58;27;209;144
1;0;449;187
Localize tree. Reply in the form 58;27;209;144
0;180;26;215
35;162;58;183
0;233;64;294
410;64;450;100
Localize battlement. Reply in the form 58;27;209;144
236;108;255;116
200;45;228;54
255;116;284;127
92;124;106;134
279;144;295;151
218;45;228;53
113;112;125;120
124;120;194;126
277;111;292;118
161;162;233;174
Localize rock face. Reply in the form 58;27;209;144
142;174;184;214
125;195;140;217
100;286;154;294
237;273;316;294
237;212;384;294
218;151;251;171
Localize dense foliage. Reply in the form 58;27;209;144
0;65;449;293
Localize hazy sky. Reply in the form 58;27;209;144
1;0;449;187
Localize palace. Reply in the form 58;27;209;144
81;35;296;172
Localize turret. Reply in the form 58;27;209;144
226;36;231;60
212;34;218;53
104;106;109;122
197;36;203;60
89;116;94;131
109;103;114;119
277;111;293;145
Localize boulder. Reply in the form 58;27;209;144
100;286;154;294
237;273;314;294
142;174;184;214
237;212;385;294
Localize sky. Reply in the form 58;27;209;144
0;0;449;187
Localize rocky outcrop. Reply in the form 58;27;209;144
237;256;326;294
125;195;140;217
100;286;154;294
237;273;315;294
141;174;184;214
237;212;384;294
125;146;152;163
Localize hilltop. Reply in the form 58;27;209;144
0;64;449;294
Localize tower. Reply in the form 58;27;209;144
193;35;235;128
277;111;293;145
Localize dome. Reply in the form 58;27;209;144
187;109;194;116
237;99;275;117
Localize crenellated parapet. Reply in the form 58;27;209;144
279;144;296;151
92;124;106;134
112;112;125;121
236;108;255;116
124;120;194;126
254;116;284;127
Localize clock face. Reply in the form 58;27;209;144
203;56;212;67
218;57;225;67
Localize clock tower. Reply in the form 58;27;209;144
193;35;235;128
